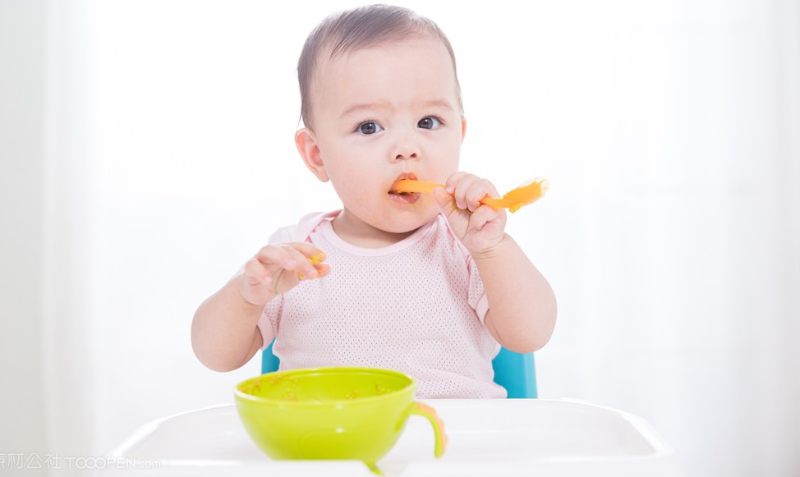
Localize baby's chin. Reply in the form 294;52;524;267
337;206;434;239
372;209;439;235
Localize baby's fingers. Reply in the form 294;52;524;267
470;202;504;232
445;173;500;212
243;257;273;285
464;179;500;212
254;244;300;274
311;262;331;280
255;243;326;280
445;172;476;210
291;244;328;280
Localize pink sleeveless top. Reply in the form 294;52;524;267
257;211;505;398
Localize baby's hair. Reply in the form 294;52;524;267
298;4;462;129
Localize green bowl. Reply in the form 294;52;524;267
234;367;446;472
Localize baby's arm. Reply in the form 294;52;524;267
435;172;557;353
191;243;329;371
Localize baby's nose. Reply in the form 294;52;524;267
395;150;419;161
390;132;421;161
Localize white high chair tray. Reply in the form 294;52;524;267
105;399;680;477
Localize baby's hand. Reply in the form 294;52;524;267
434;172;507;255
238;243;330;306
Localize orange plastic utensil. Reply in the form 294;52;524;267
392;178;549;213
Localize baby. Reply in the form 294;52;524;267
191;4;557;398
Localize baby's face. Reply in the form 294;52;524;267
302;38;465;236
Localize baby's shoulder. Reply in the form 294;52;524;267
268;210;339;244
267;225;296;244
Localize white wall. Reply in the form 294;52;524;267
2;1;799;476
0;2;47;476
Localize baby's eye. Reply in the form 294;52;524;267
418;117;442;130
356;121;383;135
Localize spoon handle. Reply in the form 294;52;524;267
393;178;548;213
391;179;443;194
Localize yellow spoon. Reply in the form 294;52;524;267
392;178;549;213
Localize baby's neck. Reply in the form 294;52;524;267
331;211;416;248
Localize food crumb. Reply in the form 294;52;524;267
345;390;359;400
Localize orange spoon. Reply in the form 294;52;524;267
392;178;549;213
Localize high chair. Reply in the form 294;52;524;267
262;341;537;398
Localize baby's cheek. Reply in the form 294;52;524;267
336;179;368;205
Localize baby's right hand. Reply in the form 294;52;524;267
238;243;329;306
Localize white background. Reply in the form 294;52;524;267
1;0;798;476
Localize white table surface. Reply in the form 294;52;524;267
103;399;680;477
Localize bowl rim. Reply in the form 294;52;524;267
234;366;417;407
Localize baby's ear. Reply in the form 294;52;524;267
295;128;329;182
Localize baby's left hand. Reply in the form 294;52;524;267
434;172;507;255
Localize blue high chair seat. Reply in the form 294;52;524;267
261;341;537;399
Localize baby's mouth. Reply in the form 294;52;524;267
388;173;421;204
